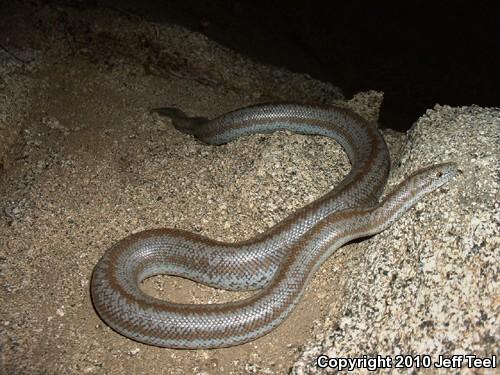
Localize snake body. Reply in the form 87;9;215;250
91;104;457;349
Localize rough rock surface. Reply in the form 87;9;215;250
292;105;499;374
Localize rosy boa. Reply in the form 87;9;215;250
91;104;457;349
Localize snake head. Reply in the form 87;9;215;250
404;162;458;199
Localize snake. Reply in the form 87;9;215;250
90;104;457;349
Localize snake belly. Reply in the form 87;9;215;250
90;104;457;349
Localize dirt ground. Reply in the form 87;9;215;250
0;3;385;374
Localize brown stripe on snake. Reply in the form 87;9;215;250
90;104;457;348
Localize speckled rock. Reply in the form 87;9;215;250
291;105;499;374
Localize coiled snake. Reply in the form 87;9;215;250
91;104;457;349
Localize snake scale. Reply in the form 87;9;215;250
90;104;457;349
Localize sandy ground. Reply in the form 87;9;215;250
0;62;349;373
0;3;385;374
